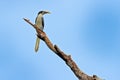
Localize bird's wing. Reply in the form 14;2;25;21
35;16;37;23
42;17;44;29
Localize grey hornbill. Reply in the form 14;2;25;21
35;10;50;52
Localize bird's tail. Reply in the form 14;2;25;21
35;37;40;52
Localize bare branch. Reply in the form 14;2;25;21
23;18;104;80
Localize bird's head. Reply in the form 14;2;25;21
38;10;51;15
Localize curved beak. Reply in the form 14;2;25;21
44;11;51;14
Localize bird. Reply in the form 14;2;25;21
34;10;50;52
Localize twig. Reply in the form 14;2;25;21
23;18;104;80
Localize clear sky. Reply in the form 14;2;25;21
0;0;120;80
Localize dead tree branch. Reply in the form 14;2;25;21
23;18;103;80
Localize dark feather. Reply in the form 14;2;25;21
42;17;44;29
35;16;37;23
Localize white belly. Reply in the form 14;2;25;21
35;14;43;30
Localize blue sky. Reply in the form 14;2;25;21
0;0;120;80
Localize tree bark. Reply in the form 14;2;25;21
23;18;103;80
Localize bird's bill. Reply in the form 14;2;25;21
44;11;51;14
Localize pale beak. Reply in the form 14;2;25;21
44;11;51;14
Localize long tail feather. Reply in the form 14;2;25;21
35;37;40;52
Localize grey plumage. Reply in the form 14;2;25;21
34;10;50;52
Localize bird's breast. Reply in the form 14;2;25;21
35;15;43;30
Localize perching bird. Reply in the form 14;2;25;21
35;10;50;52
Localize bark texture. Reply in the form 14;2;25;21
23;18;103;80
